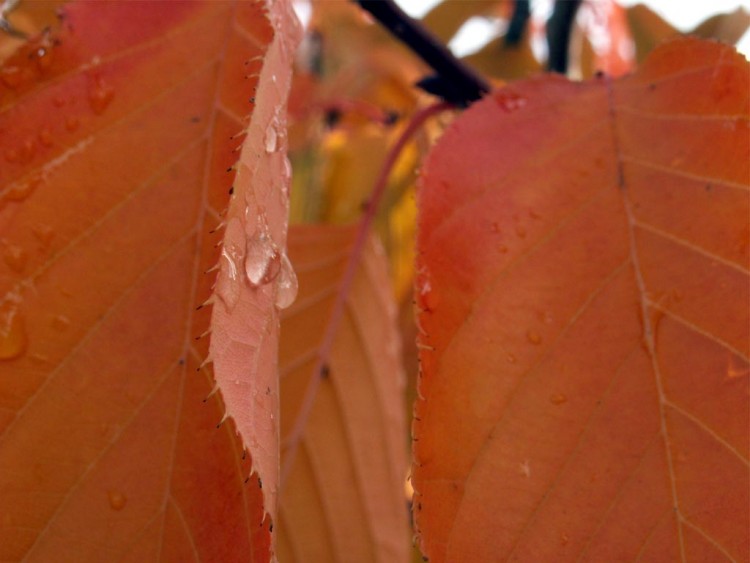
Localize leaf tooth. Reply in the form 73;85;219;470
215;411;228;428
196;355;213;373
208;221;225;234
194;328;211;341
196;295;215;310
202;382;219;402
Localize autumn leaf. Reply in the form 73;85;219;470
0;0;296;560
413;37;749;562
277;224;409;562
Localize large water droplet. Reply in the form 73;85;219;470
107;490;127;511
0;300;27;360
275;253;298;309
244;215;281;287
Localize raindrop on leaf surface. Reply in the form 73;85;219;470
274;253;298;309
107;490;127;511
0;301;27;360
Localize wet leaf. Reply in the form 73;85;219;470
414;38;749;562
277;224;409;562
0;1;294;560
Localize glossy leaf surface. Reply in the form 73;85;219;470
414;38;749;562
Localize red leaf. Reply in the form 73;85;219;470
414;38;749;562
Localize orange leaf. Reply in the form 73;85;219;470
414;38;749;561
0;1;293;560
277;225;409;561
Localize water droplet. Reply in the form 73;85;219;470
18;138;36;164
107;490;127;510
264;119;278;153
506;353;516;363
282;156;292;180
244;215;281;287
0;66;22;89
494;89;527;112
2;243;27;272
529;210;541;220
550;394;567;405
65;116;80;132
32;224;54;248
38;128;54;147
4;176;42;203
274;253;298;309
215;219;244;310
51;315;70;331
497;244;508;254
515;225;527;239
490;222;501;233
88;76;115;115
526;330;542;345
0;301;27;360
34;46;54;72
4;148;18;163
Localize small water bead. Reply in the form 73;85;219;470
88;76;115;115
38;128;54;147
274;253;298;309
0;66;22;89
65;116;80;132
0;301;27;360
32;224;55;248
549;394;567;405
494;90;528;113
107;490;127;511
526;330;542;345
2;243;27;273
4;176;42;203
51;315;71;331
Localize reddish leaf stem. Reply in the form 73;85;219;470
280;101;453;488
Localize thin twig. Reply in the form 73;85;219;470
280;101;452;488
354;0;490;106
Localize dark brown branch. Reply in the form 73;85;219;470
505;0;531;46
546;0;582;73
354;0;490;106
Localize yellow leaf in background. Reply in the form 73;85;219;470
278;225;409;562
626;4;678;63
421;0;507;44
463;36;541;81
691;7;750;46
